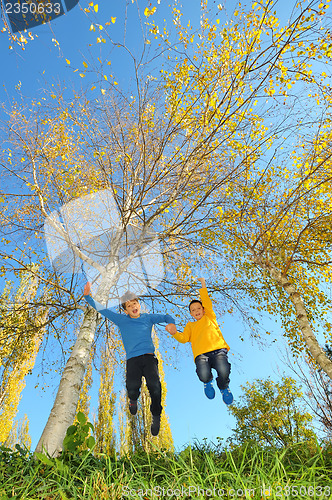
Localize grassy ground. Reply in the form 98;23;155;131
1;441;332;499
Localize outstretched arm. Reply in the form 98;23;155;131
83;282;123;325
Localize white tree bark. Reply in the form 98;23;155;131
253;254;332;380
35;305;99;456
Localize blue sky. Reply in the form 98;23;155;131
0;0;320;451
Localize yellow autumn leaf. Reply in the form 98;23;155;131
83;61;88;68
101;89;106;95
89;24;95;31
94;4;98;12
144;6;156;17
111;17;116;23
65;59;70;64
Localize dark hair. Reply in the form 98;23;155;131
189;299;203;311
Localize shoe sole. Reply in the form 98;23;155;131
222;392;233;405
204;383;215;400
129;402;137;415
151;417;160;436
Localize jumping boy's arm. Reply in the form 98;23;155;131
148;313;177;335
197;278;216;319
169;323;191;343
165;323;177;335
83;282;123;324
198;277;206;288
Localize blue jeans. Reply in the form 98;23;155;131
195;348;231;391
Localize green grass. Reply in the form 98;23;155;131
1;441;332;499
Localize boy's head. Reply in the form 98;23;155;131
189;299;204;321
121;291;141;318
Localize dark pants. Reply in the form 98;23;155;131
195;348;231;391
126;354;162;416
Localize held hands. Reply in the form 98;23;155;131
84;282;91;296
165;323;177;335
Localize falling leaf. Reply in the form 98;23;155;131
144;6;156;17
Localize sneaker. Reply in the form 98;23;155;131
204;380;215;400
151;415;161;436
221;387;233;405
129;400;137;415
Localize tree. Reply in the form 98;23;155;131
188;3;332;378
0;265;48;444
204;103;332;380
76;348;93;418
1;0;331;455
285;347;332;441
4;414;31;450
228;376;316;448
94;340;117;455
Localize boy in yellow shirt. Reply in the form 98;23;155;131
170;277;233;405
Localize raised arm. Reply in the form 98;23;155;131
83;282;123;325
84;282;91;296
198;277;206;288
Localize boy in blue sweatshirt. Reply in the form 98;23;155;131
83;282;176;436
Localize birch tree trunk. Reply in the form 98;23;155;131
35;305;99;455
35;278;113;456
253;255;332;380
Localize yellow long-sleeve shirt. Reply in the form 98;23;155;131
173;287;230;360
